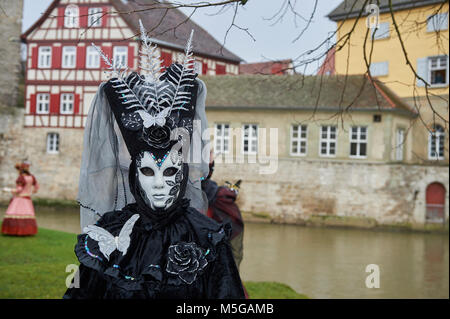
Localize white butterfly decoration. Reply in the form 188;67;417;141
137;108;171;128
83;214;140;261
92;19;195;128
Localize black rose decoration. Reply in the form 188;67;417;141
142;125;172;149
166;242;208;284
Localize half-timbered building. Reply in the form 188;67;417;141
21;0;241;131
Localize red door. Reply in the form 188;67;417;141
426;183;446;223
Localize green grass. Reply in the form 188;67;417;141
0;228;307;299
0;228;78;298
245;281;308;299
33;198;79;208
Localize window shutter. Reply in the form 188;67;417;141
57;7;64;28
202;62;208;75
79;6;88;28
416;57;429;87
77;46;85;68
52;46;61;69
31;46;38;69
30;94;36;114
100;46;112;68
50;94;60;114
74;94;80;114
102;7;108;27
128;46;134;69
161;51;172;71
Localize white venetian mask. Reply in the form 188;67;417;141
136;150;183;210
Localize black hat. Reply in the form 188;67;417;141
104;65;198;161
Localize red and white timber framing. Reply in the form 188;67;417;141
24;0;239;129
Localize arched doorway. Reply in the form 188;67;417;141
426;182;446;223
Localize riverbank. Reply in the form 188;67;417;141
1;198;448;234
242;211;449;234
0;227;308;299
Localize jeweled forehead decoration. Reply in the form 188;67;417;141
151;151;168;168
92;19;195;133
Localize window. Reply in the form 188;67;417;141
38;46;52;68
319;125;337;157
113;46;128;68
396;128;405;161
371;22;390;40
62;46;76;68
427;13;448;32
36;94;50;114
86;46;100;68
60;93;74;114
350;126;367;158
429;56;448;86
369;61;389;77
428;125;445;160
214;123;230;154
373;114;382;122
47;133;59;154
242;124;258;154
88;7;102;27
290;124;307;156
64;5;79;28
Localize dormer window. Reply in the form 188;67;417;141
64;5;79;28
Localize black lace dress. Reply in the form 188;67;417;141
63;201;245;299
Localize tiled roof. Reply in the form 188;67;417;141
239;60;293;75
200;74;416;115
111;0;242;62
328;0;446;21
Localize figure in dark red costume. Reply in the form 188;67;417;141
201;158;244;270
201;153;248;298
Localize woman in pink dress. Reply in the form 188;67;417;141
1;161;39;236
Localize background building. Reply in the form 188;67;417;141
328;0;449;163
204;74;448;227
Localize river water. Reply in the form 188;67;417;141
2;206;448;299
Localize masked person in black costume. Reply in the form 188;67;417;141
64;24;245;299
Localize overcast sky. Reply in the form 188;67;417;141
22;0;342;72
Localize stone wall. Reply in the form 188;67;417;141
212;157;449;226
0;0;23;108
0;109;84;202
